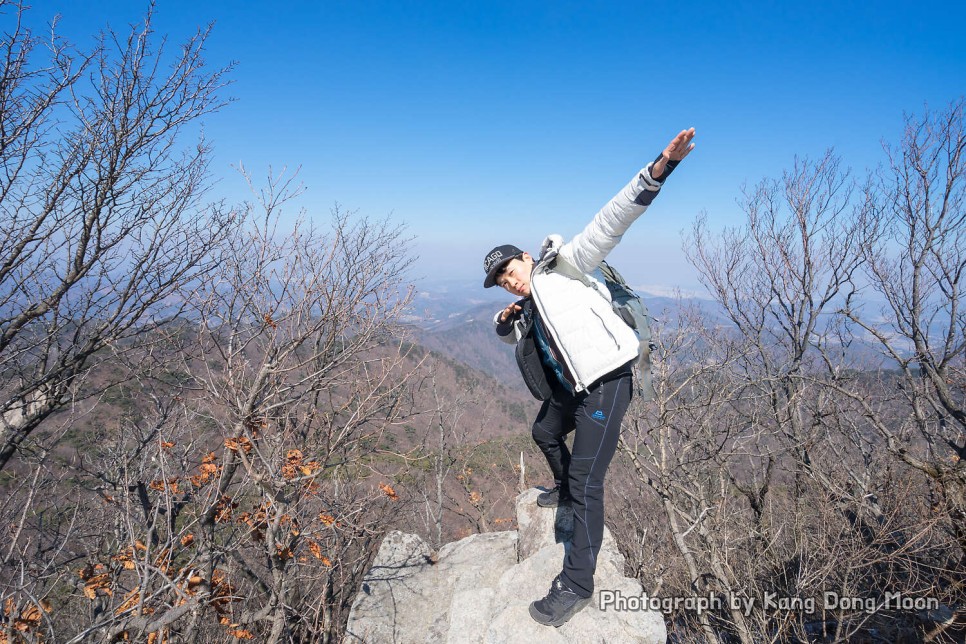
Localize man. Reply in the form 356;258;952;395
481;128;695;627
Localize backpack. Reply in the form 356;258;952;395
550;257;657;400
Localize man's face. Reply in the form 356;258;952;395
496;254;533;297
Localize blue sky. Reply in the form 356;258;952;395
27;1;966;294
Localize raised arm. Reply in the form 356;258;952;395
560;128;696;273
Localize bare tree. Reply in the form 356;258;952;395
0;5;426;639
0;168;422;642
408;369;474;549
613;135;964;642
156;171;418;642
394;357;529;549
845;98;966;533
617;296;785;643
661;152;868;642
834;100;966;638
0;1;233;471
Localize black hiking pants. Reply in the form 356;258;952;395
530;364;633;598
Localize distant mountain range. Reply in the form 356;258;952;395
407;278;908;380
407;278;728;386
406;278;718;333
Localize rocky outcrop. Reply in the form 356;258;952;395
346;489;666;643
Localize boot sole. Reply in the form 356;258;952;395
528;596;591;627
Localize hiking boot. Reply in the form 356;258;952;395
536;486;571;508
529;574;592;627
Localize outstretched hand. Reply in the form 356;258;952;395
499;302;522;323
651;128;696;179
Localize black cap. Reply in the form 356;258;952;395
482;244;524;288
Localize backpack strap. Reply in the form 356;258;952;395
548;255;599;291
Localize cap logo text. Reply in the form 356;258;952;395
484;250;504;271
